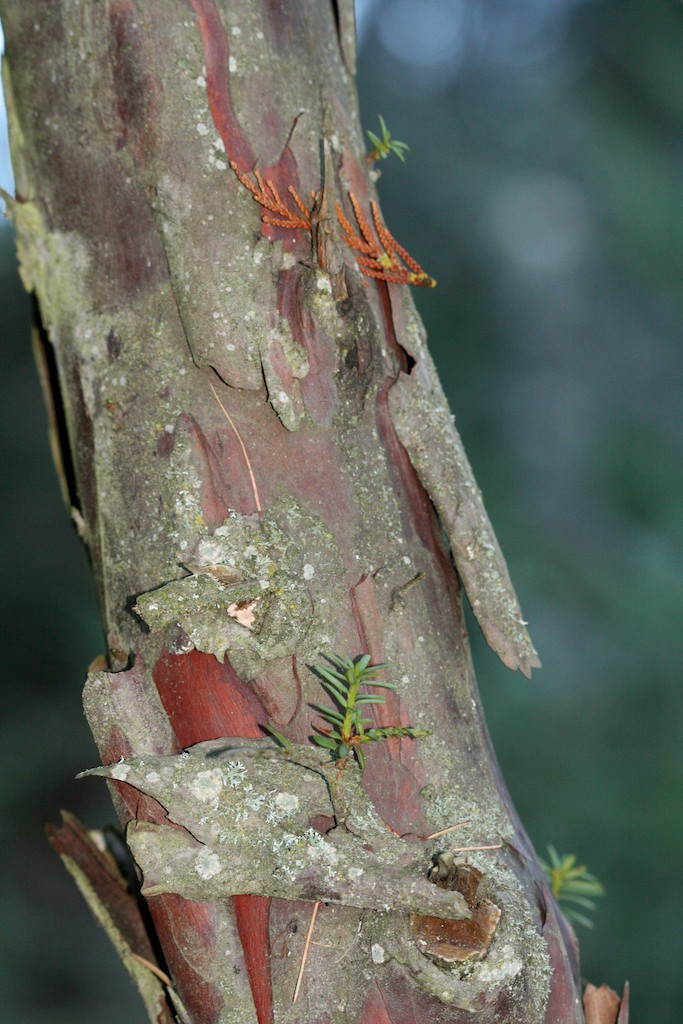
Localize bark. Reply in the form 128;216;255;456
1;2;603;1022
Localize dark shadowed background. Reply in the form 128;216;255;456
1;1;681;1021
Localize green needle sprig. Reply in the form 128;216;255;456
311;653;429;768
540;845;605;929
366;115;410;163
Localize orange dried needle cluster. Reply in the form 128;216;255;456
336;192;436;288
230;160;311;231
230;161;435;288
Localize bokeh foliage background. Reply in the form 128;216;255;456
1;1;681;1021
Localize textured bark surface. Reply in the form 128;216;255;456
2;2;586;1022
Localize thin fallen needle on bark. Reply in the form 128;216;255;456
451;844;503;853
209;382;262;512
421;821;469;841
421;823;502;852
129;951;172;987
293;901;320;1003
421;815;471;839
130;952;192;1024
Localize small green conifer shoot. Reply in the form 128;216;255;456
311;653;429;768
540;845;605;929
366;115;410;163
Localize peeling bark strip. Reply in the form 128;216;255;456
80;738;471;921
388;373;541;678
186;0;256;169
47;811;179;1024
0;0;603;1021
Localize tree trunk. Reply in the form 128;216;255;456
1;2;597;1022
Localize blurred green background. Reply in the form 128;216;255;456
1;1;681;1021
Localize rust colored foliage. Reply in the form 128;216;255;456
230;161;436;287
230;161;311;232
336;193;436;288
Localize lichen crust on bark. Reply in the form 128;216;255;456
79;739;472;919
1;0;585;1018
78;735;552;1013
134;496;344;676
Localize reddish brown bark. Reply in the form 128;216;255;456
0;2;621;1022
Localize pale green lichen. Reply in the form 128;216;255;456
7;199;92;344
136;572;267;663
80;739;471;923
135;497;334;673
